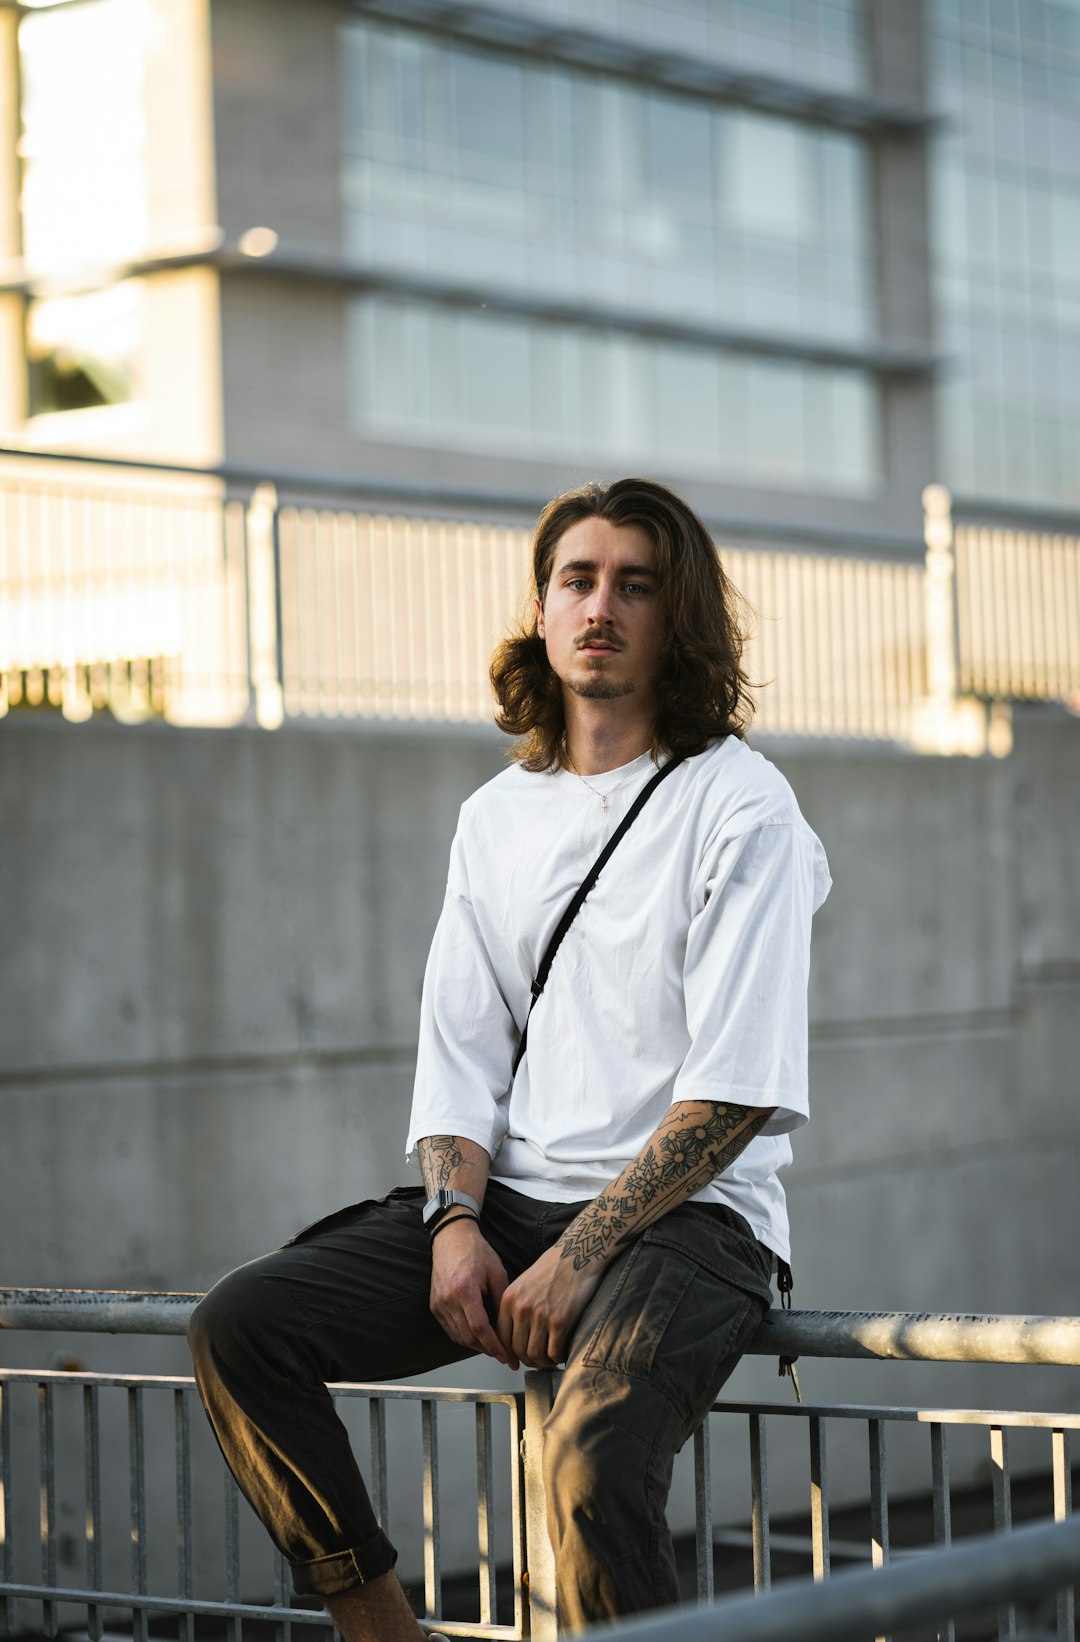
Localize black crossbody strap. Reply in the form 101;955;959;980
510;755;686;1078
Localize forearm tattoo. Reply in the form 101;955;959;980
418;1135;465;1195
559;1103;769;1272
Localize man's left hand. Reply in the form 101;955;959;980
495;1243;603;1368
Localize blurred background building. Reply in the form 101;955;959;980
0;0;1077;738
1;0;1080;1604
3;0;1080;519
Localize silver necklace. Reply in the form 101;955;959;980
567;751;651;812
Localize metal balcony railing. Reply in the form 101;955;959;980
3;448;1078;754
2;1294;1080;1641
593;1515;1080;1642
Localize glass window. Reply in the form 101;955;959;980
727;112;804;241
18;0;148;272
347;296;879;494
645;94;713;204
932;160;969;271
656;346;721;468
1051;190;1080;277
716;356;752;470
930;0;1080;503
453;51;526;182
26;282;143;416
459;312;532;436
341;21;874;345
828;371;879;491
748;360;806;484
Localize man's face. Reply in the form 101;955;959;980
536;517;666;706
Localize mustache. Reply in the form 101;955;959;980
576;630;623;650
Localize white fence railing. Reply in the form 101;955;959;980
2;451;1078;753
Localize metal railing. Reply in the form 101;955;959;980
592;1515;1080;1642
0;454;250;727
3;1294;1080;1640
3;449;1077;752
0;1367;526;1642
954;519;1080;703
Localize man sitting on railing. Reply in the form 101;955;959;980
188;477;831;1640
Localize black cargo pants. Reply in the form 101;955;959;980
187;1180;774;1631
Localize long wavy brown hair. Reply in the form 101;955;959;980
490;477;755;771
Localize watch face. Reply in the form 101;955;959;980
424;1187;478;1225
423;1189;452;1225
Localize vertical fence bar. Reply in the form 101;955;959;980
475;1404;497;1628
175;1389;194;1642
692;1421;714;1603
368;1399;388;1537
868;1418;889;1642
511;1394;527;1641
273;1551;293;1642
39;1382;57;1638
930;1423;955;1642
246;483;284;728
0;1382;13;1637
224;1470;242;1642
869;1418;889;1571
749;1412;771;1592
421;1399;441;1623
129;1386;148;1642
1053;1429;1074;1642
809;1417;830;1583
522;1371;559;1641
990;1427;1015;1640
84;1386;102;1642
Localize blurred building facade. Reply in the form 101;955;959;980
1;0;1076;536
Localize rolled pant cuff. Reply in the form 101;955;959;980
289;1530;397;1596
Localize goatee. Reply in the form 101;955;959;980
567;677;636;701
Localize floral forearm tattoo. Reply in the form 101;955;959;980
559;1102;769;1272
417;1135;466;1196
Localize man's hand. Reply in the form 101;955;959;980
429;1217;519;1370
496;1242;603;1369
494;1099;775;1367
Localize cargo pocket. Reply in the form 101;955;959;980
648;1205;775;1308
579;1210;769;1423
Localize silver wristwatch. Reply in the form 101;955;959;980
422;1187;480;1227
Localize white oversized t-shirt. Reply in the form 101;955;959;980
407;736;831;1259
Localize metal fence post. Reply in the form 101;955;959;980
245;483;284;729
923;484;958;712
914;484;992;755
522;1371;559;1639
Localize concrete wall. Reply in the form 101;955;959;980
2;709;1079;1598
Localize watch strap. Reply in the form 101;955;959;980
422;1187;481;1226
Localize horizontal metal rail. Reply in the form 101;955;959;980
588;1515;1080;1642
5;1292;1080;1366
0;444;923;552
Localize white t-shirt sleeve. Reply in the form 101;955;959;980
672;818;825;1134
406;826;517;1167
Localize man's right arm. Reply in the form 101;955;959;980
416;1134;520;1370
